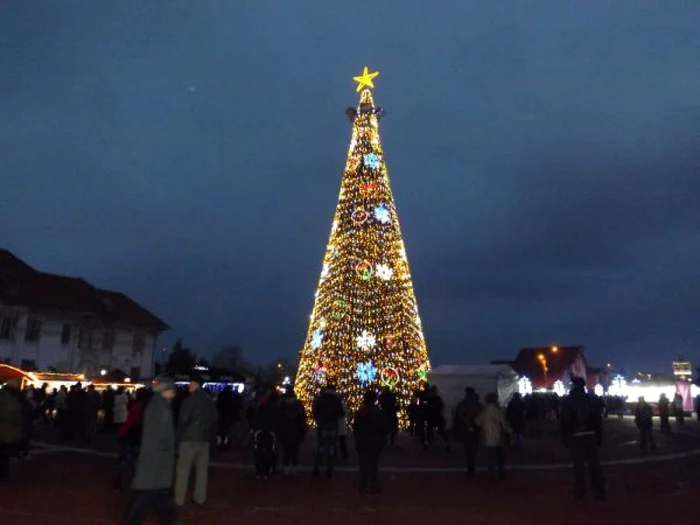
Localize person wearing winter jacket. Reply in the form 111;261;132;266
279;390;307;476
0;379;33;480
113;387;129;429
634;396;656;454
114;388;149;492
353;390;388;494
560;377;606;502
312;385;344;478
475;392;512;480
174;375;218;506
453;387;482;478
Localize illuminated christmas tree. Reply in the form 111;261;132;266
295;67;430;426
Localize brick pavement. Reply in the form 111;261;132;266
1;451;699;525
1;417;698;524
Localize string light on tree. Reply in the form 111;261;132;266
295;67;431;427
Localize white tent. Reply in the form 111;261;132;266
427;364;519;429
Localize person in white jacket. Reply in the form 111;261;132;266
476;393;512;480
113;388;129;428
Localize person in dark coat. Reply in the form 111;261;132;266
560;377;606;502
114;388;149;492
506;393;526;449
123;377;179;525
216;385;235;450
425;386;449;450
84;384;101;441
174;375;218;506
673;393;685;425
0;378;33;480
353;390;388;494
312;385;344;478
453;387;482;478
279;390;307;476
634;396;656;454
378;388;399;447
658;393;671;433
252;389;283;479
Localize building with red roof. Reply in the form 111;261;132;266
494;345;589;390
0;249;168;379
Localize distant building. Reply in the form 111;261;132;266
493;345;588;390
672;354;692;381
0;249;168;379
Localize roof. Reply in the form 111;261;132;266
511;346;587;388
429;364;518;379
0;249;169;331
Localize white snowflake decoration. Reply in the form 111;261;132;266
356;362;377;384
311;329;323;350
356;330;376;351
320;263;329;280
375;263;393;281
373;205;391;224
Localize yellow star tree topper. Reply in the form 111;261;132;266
353;66;379;92
294;68;431;428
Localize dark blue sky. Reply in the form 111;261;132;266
2;1;699;372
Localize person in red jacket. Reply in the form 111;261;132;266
113;388;150;492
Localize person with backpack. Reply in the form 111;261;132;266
560;377;606;502
453;387;482;478
634;396;656;454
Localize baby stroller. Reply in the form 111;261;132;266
253;430;277;479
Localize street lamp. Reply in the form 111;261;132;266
538;354;549;388
100;369;107;377
551;346;559;354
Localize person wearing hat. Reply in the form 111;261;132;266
123;376;179;525
174;373;217;506
560;376;606;502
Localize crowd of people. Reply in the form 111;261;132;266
2;374;700;524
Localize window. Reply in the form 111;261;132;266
130;367;141;381
60;324;72;345
102;330;115;351
132;332;145;354
24;317;42;342
0;315;16;340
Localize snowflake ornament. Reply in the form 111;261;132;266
310;329;323;350
375;263;393;281
356;362;377;384
373;205;391;224
363;153;381;169
356;330;377;351
320;263;329;280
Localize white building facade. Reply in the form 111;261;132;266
0;250;168;380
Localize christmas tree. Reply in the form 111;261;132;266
295;67;430;427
